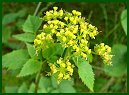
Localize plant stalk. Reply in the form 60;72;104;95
35;60;46;93
34;2;42;16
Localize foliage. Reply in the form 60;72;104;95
104;44;127;77
73;57;94;92
121;9;127;35
2;2;127;93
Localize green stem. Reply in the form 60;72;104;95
105;22;121;38
92;65;104;71
88;10;93;22
38;2;55;16
33;2;42;16
35;60;46;93
63;47;71;60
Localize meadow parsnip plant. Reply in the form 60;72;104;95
2;7;113;92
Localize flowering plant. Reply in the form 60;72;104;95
2;7;113;92
33;7;113;91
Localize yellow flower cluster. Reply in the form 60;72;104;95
34;32;53;53
48;58;74;83
33;7;113;83
40;7;98;59
94;43;113;65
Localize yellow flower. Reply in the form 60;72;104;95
60;29;65;33
81;52;87;58
46;34;52;39
56;32;61;36
48;21;52;24
65;31;71;36
59;22;65;28
50;24;53;28
73;45;77;50
53;7;58;11
35;39;41;44
88;24;94;29
67;66;73;73
66;61;71;66
53;20;59;25
76;47;80;52
76;11;81;16
79;43;83;47
37;35;42;39
53;69;58;74
60;62;66;68
94;43;113;65
63;74;70;80
59;9;63;16
68;40;74;45
58;73;63;79
81;39;85;44
62;36;67;42
64;17;68;21
46;11;51;16
84;46;88;51
54;25;58;29
54;11;58;16
43;24;47;28
69;17;74;22
57;58;62;64
71;34;76;39
51;29;56;33
72;10;76;15
87;49;91;54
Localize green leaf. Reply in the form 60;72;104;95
2;13;18;25
43;43;64;63
94;77;107;92
5;86;18;93
16;9;27;18
51;73;58;88
121;9;127;35
2;9;26;26
2;26;11;43
28;82;35;93
22;15;42;33
50;89;60;93
17;59;42;77
37;88;47;93
59;80;76;93
18;82;28;93
73;57;94;92
2;49;29;70
5;42;23;50
13;33;35;42
104;44;127;77
26;43;36;58
87;54;93;63
39;76;51;89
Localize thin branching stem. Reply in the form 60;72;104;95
35;60;46;93
34;2;42;16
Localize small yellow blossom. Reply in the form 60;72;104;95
58;73;63;79
63;74;70;80
62;36;67;42
48;58;74;83
59;9;63;16
53;7;58;11
94;43;113;65
64;17;68;21
56;32;61;36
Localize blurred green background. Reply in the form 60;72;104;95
2;2;127;93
